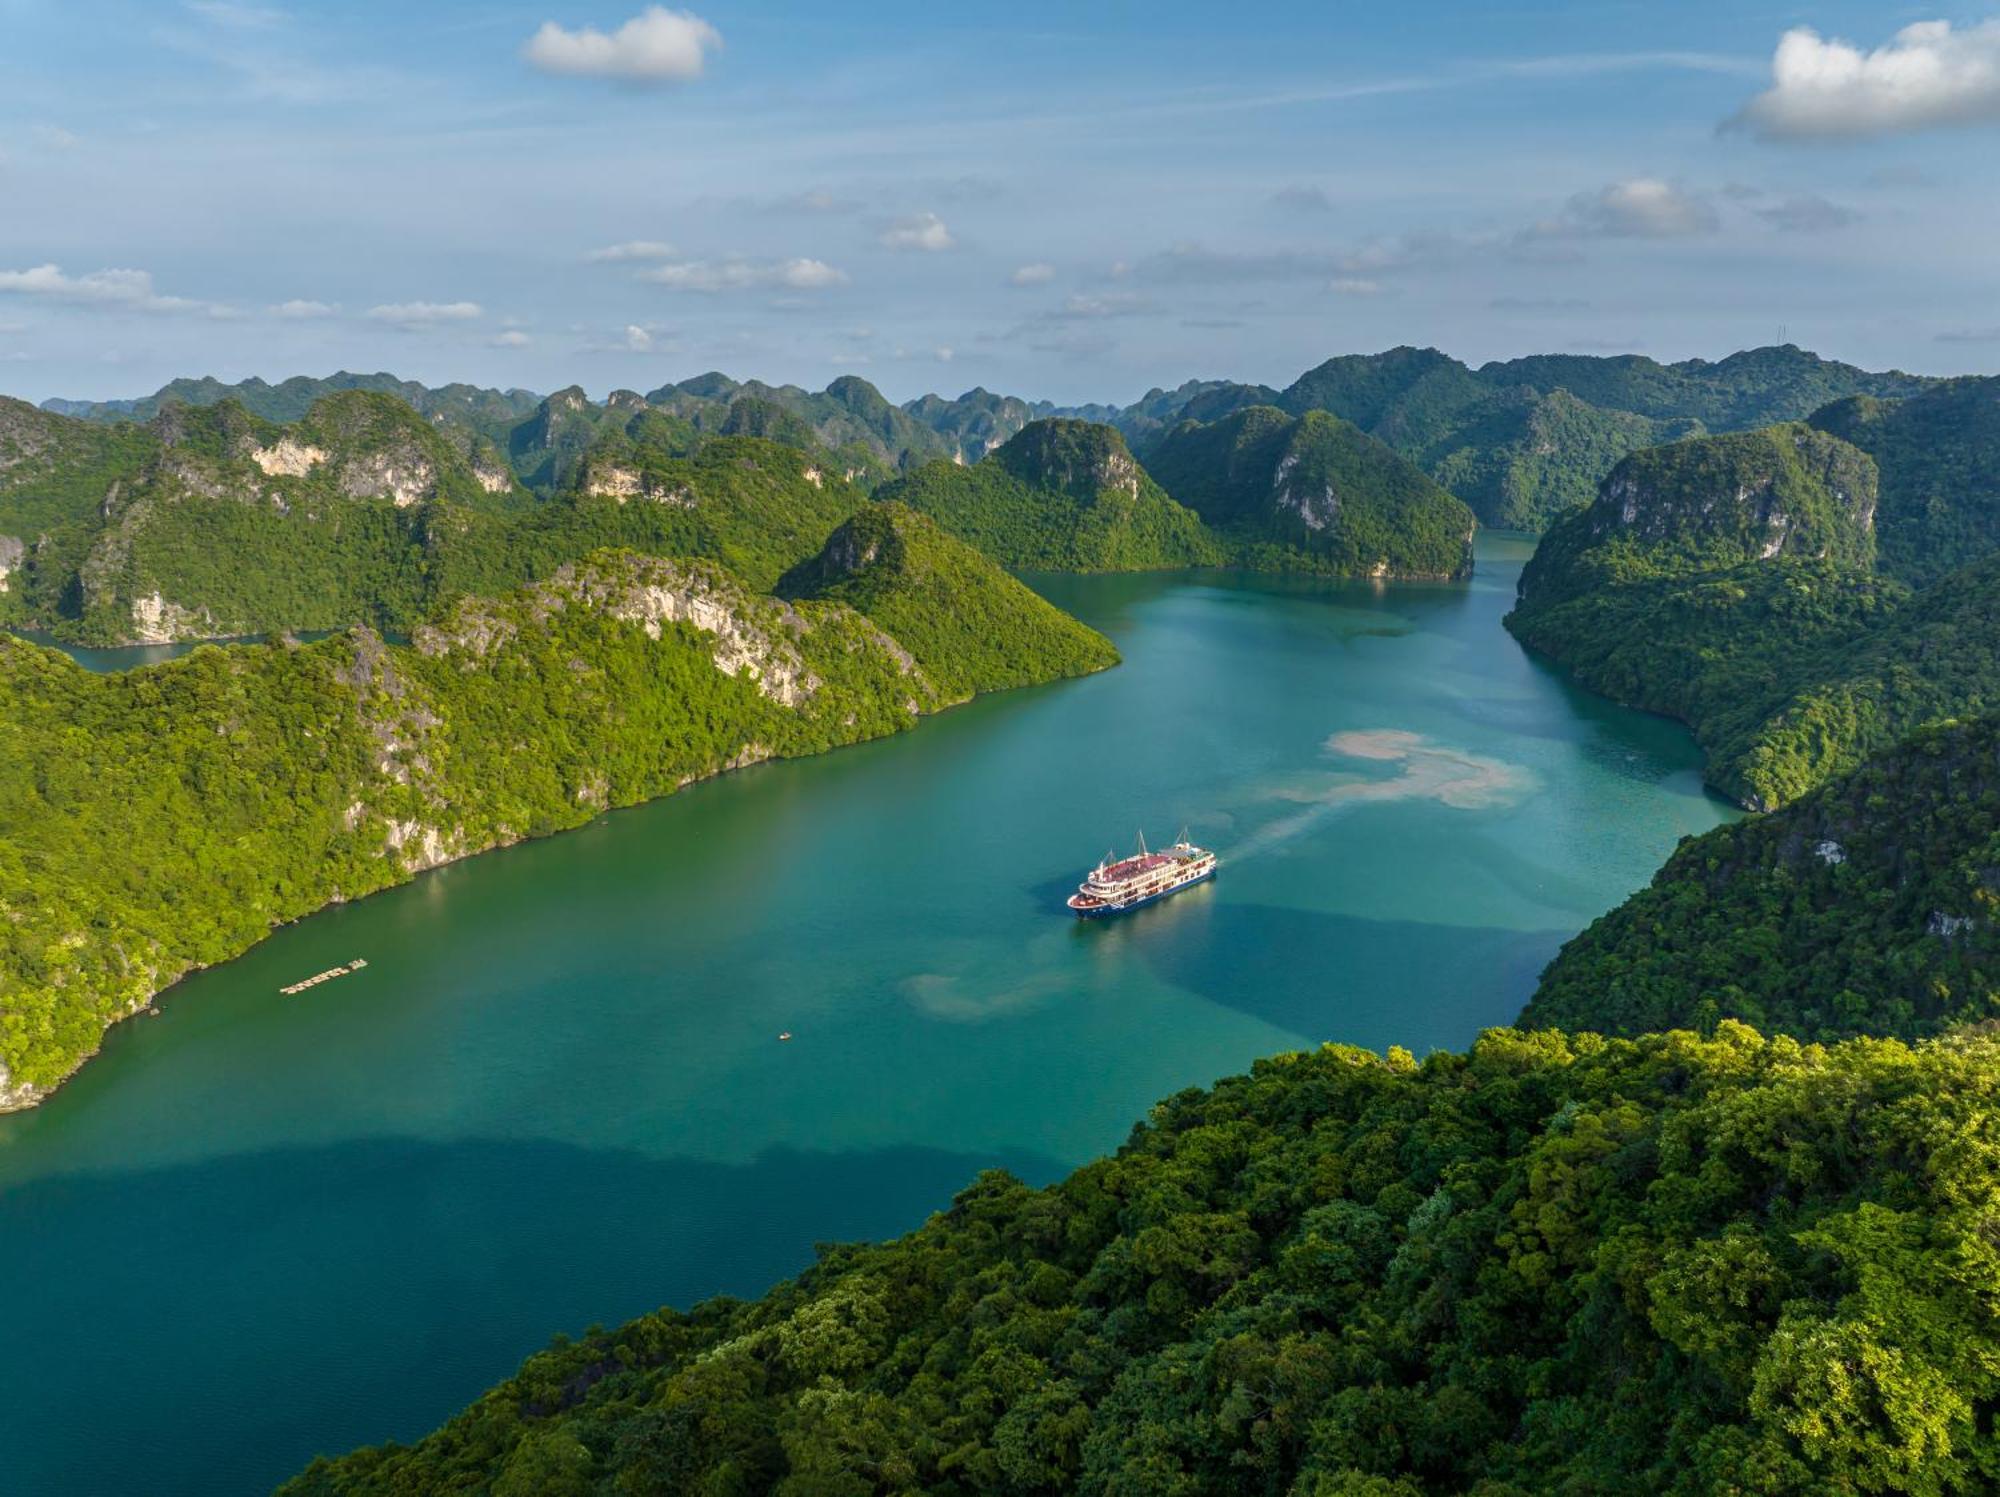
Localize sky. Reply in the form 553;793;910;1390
2;1;2000;405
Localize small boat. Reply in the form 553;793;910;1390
777;1031;794;1042
1067;830;1217;917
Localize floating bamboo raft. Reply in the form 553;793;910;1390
280;958;368;996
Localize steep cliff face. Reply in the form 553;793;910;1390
1504;416;2000;811
992;418;1145;501
1145;406;1477;578
877;420;1225;571
901;387;1044;464
1515;424;1878;614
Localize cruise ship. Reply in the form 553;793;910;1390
1066;832;1217;917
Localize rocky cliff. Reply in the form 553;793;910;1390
1145;405;1477;579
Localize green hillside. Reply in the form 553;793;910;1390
1811;377;2000;586
1082;345;1927;533
1525;715;2000;1044
1145;406;1475;577
281;1022;2000;1496
0;393;875;644
778;503;1118;699
0;532;1113;1108
880;419;1227;571
1507;418;2000;810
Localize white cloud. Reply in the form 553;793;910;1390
31;124;78;150
491;330;532;348
365;300;483;329
523;7;721;85
1330;277;1382;296
637;256;847;292
586;240;676;263
270;298;336;319
1530;178;1717;239
933;346;954;363
0;263;216;313
880;212;955;252
1734;22;2000;140
1008;262;1056;286
580;323;676;355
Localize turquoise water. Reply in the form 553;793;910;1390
0;538;1731;1494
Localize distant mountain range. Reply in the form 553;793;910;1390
40;344;1933;533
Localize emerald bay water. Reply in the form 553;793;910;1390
0;536;1731;1496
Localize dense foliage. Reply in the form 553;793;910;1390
879;420;1228;572
1096;344;1920;532
283;1022;2000;1495
0;396;158;549
1143;407;1475;577
1525;716;2000;1044
1811;378;2000;587
1479;345;1930;431
1102;345;1925;533
0;532;1112;1104
0;392;881;644
1513;426;1879;609
778;504;1118;699
1501;424;2000;809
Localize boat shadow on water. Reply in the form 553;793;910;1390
1127;898;1570;1052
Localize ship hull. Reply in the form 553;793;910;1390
1068;864;1215;917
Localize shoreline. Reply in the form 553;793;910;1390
0;655;1104;1116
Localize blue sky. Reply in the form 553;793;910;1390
3;1;1999;404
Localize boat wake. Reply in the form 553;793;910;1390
1230;729;1532;863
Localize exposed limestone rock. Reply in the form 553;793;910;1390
0;533;20;594
1272;451;1338;532
473;462;512;494
251;438;329;477
130;591;215;644
383;818;456;873
586;465;644;501
337;450;436;508
0;1059;46;1113
582;463;694;506
597;565;821;708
